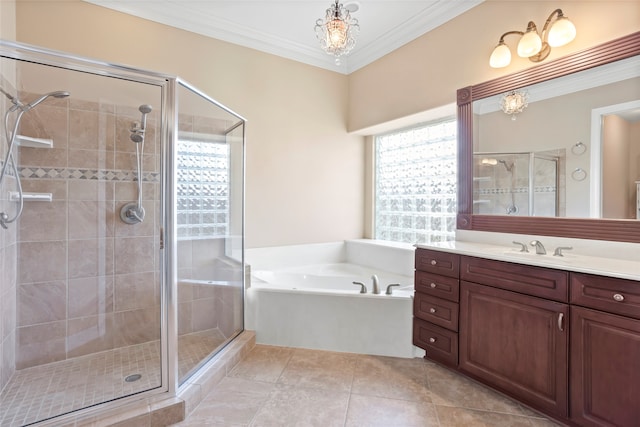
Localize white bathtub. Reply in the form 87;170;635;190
246;241;424;358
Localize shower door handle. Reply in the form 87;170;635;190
159;227;164;250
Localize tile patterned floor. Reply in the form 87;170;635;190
0;328;225;427
173;345;562;427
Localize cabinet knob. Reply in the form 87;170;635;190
429;307;437;313
429;337;436;343
430;282;437;288
430;260;437;266
613;293;625;302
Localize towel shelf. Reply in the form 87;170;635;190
9;192;53;202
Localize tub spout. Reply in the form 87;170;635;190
371;274;380;294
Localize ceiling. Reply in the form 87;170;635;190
84;0;483;74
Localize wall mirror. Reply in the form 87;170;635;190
457;32;640;243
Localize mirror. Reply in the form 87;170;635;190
457;31;640;243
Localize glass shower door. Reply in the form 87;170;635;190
175;81;244;385
0;54;165;426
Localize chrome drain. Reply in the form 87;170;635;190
124;374;142;383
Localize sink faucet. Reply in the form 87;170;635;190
371;274;380;294
530;240;546;255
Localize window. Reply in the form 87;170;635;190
176;139;229;238
374;118;457;244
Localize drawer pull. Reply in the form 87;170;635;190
613;293;625;302
557;313;564;332
429;307;437;313
429;337;437;343
430;260;437;266
430;282;437;288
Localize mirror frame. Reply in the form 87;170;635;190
457;31;640;243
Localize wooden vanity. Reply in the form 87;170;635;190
414;247;640;427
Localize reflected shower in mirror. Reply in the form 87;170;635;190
471;55;639;219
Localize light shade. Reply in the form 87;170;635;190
314;0;359;65
548;16;577;47
490;42;512;68
517;26;542;57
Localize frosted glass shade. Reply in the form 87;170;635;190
490;43;512;68
517;30;542;57
548;17;576;47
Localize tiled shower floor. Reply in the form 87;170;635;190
0;329;225;427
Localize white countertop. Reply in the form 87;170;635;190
416;241;640;281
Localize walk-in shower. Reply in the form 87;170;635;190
0;40;245;426
473;150;565;216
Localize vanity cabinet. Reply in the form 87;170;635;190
413;249;460;367
413;247;640;426
459;258;569;418
570;273;640;426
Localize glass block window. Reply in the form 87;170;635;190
177;139;229;239
375;118;457;244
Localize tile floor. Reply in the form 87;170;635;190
0;328;225;427
172;345;562;427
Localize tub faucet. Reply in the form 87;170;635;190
530;240;546;255
371;274;380;294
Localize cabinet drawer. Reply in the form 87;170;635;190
415;248;460;278
415;271;460;302
571;273;640;320
413;317;458;367
461;256;568;302
414;292;459;331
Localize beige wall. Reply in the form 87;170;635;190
14;0;364;248
11;0;640;247
348;1;640;132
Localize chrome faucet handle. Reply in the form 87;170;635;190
385;284;400;295
512;241;529;252
352;281;367;294
553;246;573;257
530;240;546;255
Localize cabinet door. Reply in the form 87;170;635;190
459;281;569;417
571;306;640;427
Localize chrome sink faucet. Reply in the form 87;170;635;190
371;274;380;294
530;240;546;255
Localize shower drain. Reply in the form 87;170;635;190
124;374;142;383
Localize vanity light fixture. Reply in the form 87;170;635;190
314;0;360;66
489;8;576;68
500;90;529;120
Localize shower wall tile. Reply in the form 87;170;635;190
18;281;67;326
69;109;101;151
114;271;158;311
114;236;155;275
178;301;193;335
68;180;115;201
18;104;69;149
67;313;115;358
1;331;16;391
17;320;66;369
68;200;115;239
68;238;115;279
19;240;67;284
18;200;68;241
19;147;68;168
113;306;160;347
0;280;16;342
191;298;217;331
68;276;114;318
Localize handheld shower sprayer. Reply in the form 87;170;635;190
121;104;153;224
1;89;70;230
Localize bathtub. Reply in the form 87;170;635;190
246;241;424;358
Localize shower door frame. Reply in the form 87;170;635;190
0;38;179;416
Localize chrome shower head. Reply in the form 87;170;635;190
24;91;70;111
139;104;152;114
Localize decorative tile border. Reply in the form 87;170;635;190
18;166;159;182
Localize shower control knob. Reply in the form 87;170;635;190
429;337;436;343
430;283;437;288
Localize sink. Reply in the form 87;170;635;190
487;247;571;263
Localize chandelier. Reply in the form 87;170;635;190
314;0;359;65
500;90;529;120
